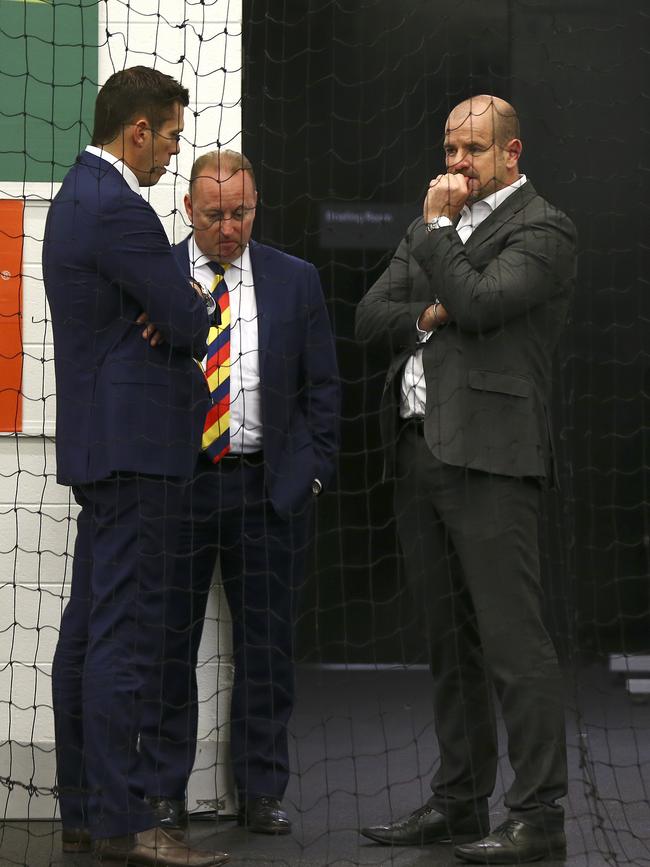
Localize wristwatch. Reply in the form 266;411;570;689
425;216;453;232
200;289;217;316
190;278;217;316
311;478;323;496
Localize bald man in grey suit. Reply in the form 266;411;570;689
356;95;576;864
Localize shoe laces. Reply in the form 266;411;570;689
491;819;524;842
257;797;280;807
410;803;436;821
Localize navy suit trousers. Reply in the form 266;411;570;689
51;473;187;838
138;453;310;803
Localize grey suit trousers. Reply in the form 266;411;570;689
394;422;567;830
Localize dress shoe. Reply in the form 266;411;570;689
147;797;189;839
361;802;488;846
237;797;291;835
454;819;567;863
62;827;92;853
93;826;229;866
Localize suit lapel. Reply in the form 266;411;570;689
248;240;272;357
465;181;537;250
174;235;192;274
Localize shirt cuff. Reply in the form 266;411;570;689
416;318;434;342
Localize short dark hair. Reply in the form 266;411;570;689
91;66;189;146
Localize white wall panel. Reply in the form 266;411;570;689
1;0;242;818
0;438;64;505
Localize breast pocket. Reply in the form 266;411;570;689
468;369;531;398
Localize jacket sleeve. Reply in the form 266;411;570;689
410;208;577;333
355;219;433;353
301;264;341;488
100;194;209;355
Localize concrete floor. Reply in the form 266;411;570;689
1;663;649;866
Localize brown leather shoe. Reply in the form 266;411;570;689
93;826;229;866
62;827;92;853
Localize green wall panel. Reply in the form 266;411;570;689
0;0;98;183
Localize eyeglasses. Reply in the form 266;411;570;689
149;127;182;143
126;123;182;143
196;206;257;225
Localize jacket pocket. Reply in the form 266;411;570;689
468;369;531;398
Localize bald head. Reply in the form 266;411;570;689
447;95;520;148
443;94;522;202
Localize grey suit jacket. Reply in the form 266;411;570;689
355;181;577;484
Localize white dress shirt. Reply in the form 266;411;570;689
400;174;527;418
85;145;140;194
189;238;263;453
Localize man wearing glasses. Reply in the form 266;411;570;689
138;150;341;837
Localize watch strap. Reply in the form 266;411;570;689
425;216;453;232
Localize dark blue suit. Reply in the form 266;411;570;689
137;236;340;806
44;152;211;838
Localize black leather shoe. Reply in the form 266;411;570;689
62;827;92;853
237;797;291;835
361;802;488;846
146;796;189;840
454;819;567;863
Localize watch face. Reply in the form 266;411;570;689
426;217;450;231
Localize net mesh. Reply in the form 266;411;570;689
1;0;649;864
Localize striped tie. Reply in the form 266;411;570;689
202;261;231;463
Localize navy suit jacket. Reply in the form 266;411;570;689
174;237;340;517
43;151;211;485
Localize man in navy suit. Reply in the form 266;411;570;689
137;150;340;835
44;66;228;866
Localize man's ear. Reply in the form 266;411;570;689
130;117;149;148
505;138;523;167
184;192;193;224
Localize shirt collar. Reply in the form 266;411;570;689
85;145;140;194
189;236;252;279
461;173;527;220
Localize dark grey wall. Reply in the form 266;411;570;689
509;2;650;653
243;0;649;662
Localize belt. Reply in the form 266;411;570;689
200;451;264;469
400;417;425;435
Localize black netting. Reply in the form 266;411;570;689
1;0;649;865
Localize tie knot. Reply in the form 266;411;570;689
207;260;228;276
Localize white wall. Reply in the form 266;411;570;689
0;0;242;820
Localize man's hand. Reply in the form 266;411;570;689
424;174;470;221
136;312;164;347
418;302;450;332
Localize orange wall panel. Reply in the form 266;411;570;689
0;200;24;433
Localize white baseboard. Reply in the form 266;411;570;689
187;740;236;815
